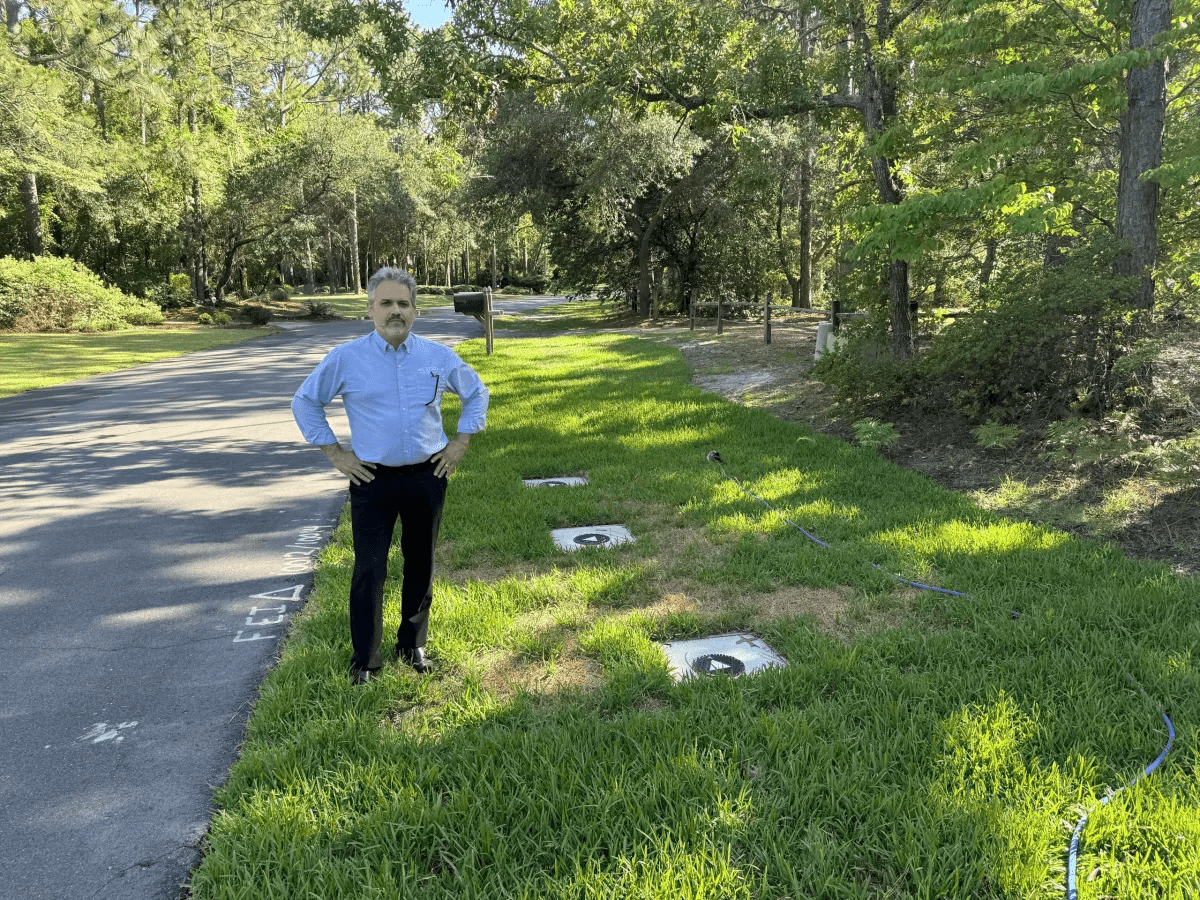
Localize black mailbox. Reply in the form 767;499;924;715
453;292;488;315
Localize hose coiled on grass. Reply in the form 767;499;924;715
706;449;1177;895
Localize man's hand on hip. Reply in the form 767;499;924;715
320;443;376;485
431;433;471;479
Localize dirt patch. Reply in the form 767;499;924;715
476;641;606;704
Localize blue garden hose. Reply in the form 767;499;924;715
1066;674;1175;900
706;449;1177;895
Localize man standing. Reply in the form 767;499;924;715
291;268;489;683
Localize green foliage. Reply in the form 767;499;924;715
303;299;335;318
1041;414;1200;487
972;421;1023;450
0;255;163;332
822;241;1137;421
196;313;213;325
851;418;901;451
147;274;196;311
242;305;273;326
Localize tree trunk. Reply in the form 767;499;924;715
348;189;362;293
850;0;912;359
798;145;814;309
19;172;44;257
1115;0;1170;317
776;174;801;308
5;0;19;34
305;237;315;293
979;238;997;287
326;225;337;290
187;107;207;304
94;80;109;141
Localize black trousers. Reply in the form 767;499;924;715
347;460;447;671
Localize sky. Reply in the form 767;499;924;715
406;0;452;31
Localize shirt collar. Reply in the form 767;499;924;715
369;329;413;354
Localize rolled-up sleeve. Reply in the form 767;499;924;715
291;355;342;447
447;360;489;435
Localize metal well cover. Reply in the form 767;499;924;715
550;524;634;551
524;476;589;487
660;632;787;682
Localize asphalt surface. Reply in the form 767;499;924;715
0;297;566;900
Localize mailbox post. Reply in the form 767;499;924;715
452;288;496;354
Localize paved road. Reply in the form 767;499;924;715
0;297;565;900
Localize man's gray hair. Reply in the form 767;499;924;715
366;267;418;304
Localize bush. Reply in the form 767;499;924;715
0;255;164;331
817;241;1137;422
197;312;213;325
417;285;450;296
243;304;273;326
304;299;334;319
502;273;551;292
268;285;295;304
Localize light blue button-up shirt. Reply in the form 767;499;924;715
291;330;489;466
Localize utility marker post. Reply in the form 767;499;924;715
763;291;772;344
717;296;724;335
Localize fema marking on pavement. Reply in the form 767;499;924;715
271;524;333;576
77;721;139;744
233;584;305;644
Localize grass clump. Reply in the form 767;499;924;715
190;333;1200;900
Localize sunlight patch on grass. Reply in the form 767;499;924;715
0;326;275;397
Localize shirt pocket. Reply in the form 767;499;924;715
418;367;447;406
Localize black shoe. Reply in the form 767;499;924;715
397;646;434;674
350;664;380;685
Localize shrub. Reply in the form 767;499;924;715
972;420;1023;449
243;304;272;326
817;240;1140;422
304;299;334;319
417;285;450;296
197;312;214;325
0;255;164;332
502;273;551;292
268;285;295;304
851;418;901;451
213;310;231;325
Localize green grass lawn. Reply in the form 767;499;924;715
189;334;1199;900
0;326;277;398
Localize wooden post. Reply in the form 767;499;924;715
650;269;660;321
831;299;841;332
764;293;772;344
717;296;723;335
690;299;695;331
